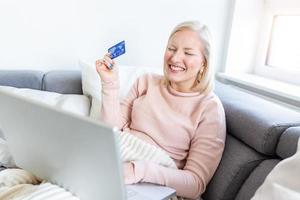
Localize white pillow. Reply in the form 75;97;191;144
0;86;91;117
79;59;163;121
79;60;102;121
0;86;91;168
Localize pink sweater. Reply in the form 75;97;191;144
101;73;226;199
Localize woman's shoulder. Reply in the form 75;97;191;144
208;92;222;103
201;92;224;112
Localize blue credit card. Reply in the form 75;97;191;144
108;40;126;59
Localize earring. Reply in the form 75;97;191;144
197;71;203;84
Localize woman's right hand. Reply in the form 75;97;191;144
95;53;118;81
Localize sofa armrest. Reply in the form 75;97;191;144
215;81;300;156
276;127;300;159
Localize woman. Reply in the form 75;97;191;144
96;21;226;199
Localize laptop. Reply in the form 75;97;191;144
0;90;176;200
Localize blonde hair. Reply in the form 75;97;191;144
164;21;214;94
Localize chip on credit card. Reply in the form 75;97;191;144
108;40;126;59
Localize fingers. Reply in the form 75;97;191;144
104;53;115;69
95;59;103;74
95;53;118;81
95;53;116;75
123;162;136;184
95;59;103;68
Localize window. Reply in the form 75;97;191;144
266;15;300;70
219;0;300;108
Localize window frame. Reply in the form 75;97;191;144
253;1;300;86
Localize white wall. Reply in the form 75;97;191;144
225;0;264;74
0;0;231;72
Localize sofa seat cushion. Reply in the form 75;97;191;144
215;81;300;156
276;127;300;159
0;70;44;90
202;134;265;200
235;159;280;200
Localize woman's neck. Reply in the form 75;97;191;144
170;81;198;93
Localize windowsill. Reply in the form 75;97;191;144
217;72;300;108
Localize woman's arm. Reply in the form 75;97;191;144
99;70;146;129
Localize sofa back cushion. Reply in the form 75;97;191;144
42;71;82;94
0;70;44;90
0;70;83;95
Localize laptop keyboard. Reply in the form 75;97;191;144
126;188;152;200
127;188;137;198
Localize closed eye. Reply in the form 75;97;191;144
185;52;195;56
168;47;176;52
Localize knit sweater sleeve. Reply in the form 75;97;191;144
131;98;226;199
100;75;146;129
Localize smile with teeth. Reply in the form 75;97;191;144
169;64;186;72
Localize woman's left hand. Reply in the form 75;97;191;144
123;162;135;184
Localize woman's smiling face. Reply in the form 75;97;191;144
164;29;206;93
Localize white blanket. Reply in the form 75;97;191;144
251;138;300;200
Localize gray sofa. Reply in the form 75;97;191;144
1;70;300;200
